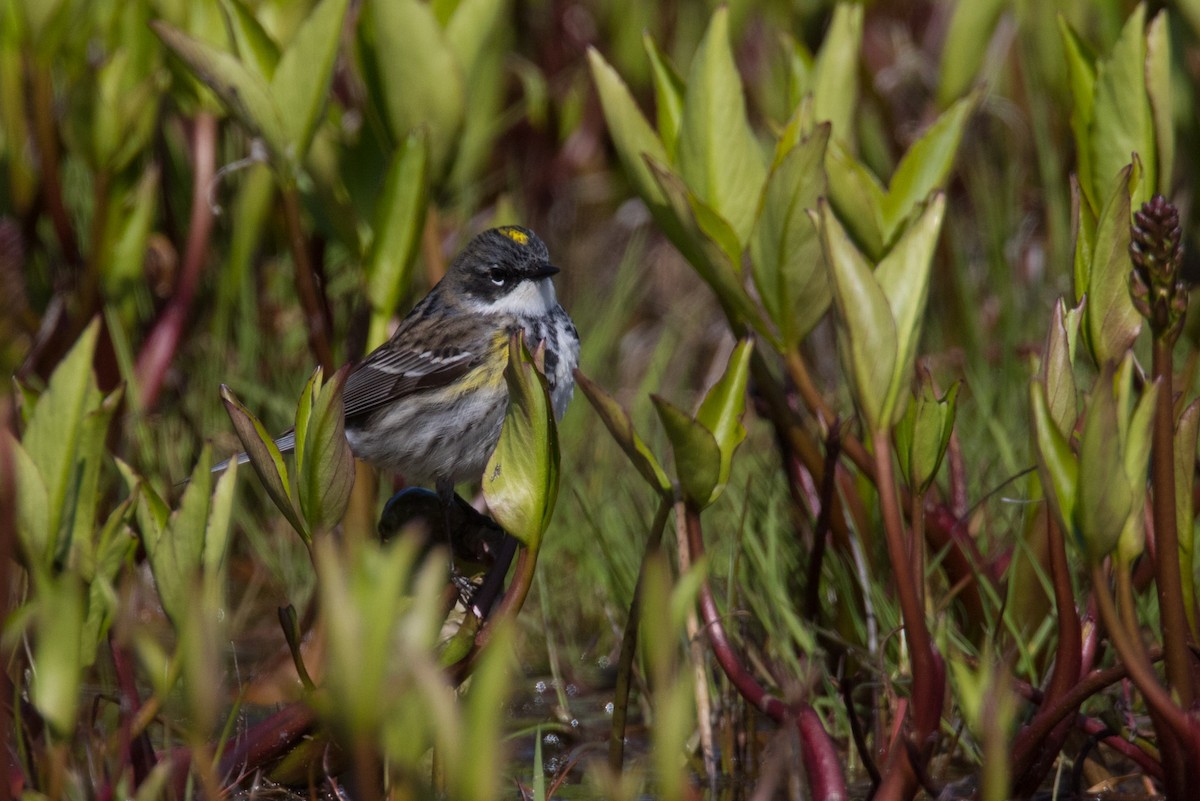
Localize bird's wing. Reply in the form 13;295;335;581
341;344;478;421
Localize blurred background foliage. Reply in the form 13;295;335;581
6;0;1200;798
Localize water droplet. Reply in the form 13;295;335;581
605;701;614;715
534;680;547;693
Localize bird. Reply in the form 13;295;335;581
219;225;580;505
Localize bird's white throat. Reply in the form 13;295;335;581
480;278;558;317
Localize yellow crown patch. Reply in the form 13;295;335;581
498;227;529;246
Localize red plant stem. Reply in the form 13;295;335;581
872;429;943;801
1010;511;1083;792
1090;563;1194;742
683;504;848;800
280;186;335;374
134;113;217;410
1073;714;1163;778
1150;338;1195;708
217;703;316;781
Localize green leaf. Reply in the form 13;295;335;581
652;395;721;509
876;193;946;426
204;460;238;575
365;131;430;349
220;384;308;540
219;0;280;80
1077;368;1132;562
151;20;288;160
677;6;766;247
364;0;465;178
646;159;771;338
1059;16;1099;213
482;335;561;550
825;140;886;259
152;448;215;627
293;367;320;482
574;370;670;493
9;435;49;570
1030;381;1078;541
30;574;84;737
445;0;506;79
587;47;671;211
880;94;975;241
1085;163;1142;365
896;377;959;494
1039;298;1082;437
695;339;753;494
65;386;123;573
750;122;831;346
644;33;686;158
1145;10;1173;195
22;320;101;558
937;0;1005;107
813;199;896;433
1070;175;1097;305
101;167;159;309
811;2;862;144
297;366;355;532
270;0;349;161
1090;4;1154;208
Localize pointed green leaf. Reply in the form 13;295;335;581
646;159;771;338
811;2;862;144
1086;163;1142;365
220;384;308;540
1077;369;1132;561
574;370;670;492
588;47;671;211
1071;175;1097;304
750;123;831;345
151;448;215;626
813;199;896;433
937;0;1005;107
445;0;506;79
1059;16;1099;213
364;0;464;178
270;0;348;161
898;378;959;494
652;395;721;509
1145;10;1173;195
825;140;886;259
219;0;280;80
365;131;430;349
695;339;753;492
880;94;975;241
66;386;123;572
22;320;101;556
644;33;686;158
30;574;84;737
677;6;766;247
1090;4;1154;207
298;366;355;532
152;20;288;159
9;435;49;570
483;335;560;550
204;461;238;575
293;366;321;482
1039;298;1082;437
876;193;945;425
1030;381;1078;540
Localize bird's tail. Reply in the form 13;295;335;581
212;430;296;473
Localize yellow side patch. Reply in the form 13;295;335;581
498;226;529;245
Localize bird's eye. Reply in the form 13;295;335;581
489;267;506;286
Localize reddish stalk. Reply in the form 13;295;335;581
134;113;218;410
871;429;943;801
28;59;81;267
683;504;849;800
1150;337;1194;708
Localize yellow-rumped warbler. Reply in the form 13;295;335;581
225;225;579;498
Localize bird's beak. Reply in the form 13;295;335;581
532;262;560;278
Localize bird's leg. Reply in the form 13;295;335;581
434;479;513;619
